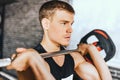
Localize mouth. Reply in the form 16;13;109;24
65;36;71;41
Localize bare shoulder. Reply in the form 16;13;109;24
70;52;86;68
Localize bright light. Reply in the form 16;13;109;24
68;0;120;68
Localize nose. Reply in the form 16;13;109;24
66;25;73;33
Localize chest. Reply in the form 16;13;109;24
45;54;75;79
52;55;65;67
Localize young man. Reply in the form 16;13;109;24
7;1;112;80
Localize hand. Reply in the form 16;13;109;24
77;43;89;56
6;48;39;71
77;43;97;56
10;48;27;61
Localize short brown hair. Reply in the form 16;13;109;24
39;0;75;24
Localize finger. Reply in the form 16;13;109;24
7;54;18;70
16;48;27;53
11;54;17;60
6;63;14;70
11;54;18;62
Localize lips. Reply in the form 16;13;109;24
65;36;71;41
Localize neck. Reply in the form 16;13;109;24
40;36;61;52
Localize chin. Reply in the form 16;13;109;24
62;43;69;46
60;40;70;46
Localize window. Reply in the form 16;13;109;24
68;0;120;68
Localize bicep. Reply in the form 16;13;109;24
75;61;101;80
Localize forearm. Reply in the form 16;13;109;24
17;67;36;80
7;48;55;80
88;45;112;80
29;54;55;80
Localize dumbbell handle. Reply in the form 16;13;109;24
0;42;102;67
0;49;80;67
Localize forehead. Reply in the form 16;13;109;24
52;10;74;22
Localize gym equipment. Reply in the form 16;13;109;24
0;29;116;67
80;29;116;62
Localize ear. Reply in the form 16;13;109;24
41;18;50;30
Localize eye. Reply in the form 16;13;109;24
61;22;67;25
62;22;66;25
61;22;66;25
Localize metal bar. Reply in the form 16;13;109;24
41;49;77;58
0;49;80;67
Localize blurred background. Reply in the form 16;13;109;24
68;0;120;79
0;0;120;80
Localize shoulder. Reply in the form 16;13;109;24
70;52;86;68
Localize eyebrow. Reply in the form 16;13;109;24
60;20;74;24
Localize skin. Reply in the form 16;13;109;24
7;10;112;80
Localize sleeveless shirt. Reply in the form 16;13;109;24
34;44;75;80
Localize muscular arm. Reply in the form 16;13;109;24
75;61;100;80
7;48;55;80
71;52;100;80
28;50;55;80
71;44;112;80
86;45;112;80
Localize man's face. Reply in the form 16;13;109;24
47;10;74;46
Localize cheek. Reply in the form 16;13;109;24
48;30;62;40
48;24;63;39
48;24;69;45
48;29;64;44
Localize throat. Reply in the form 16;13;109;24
40;41;60;52
52;55;65;67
